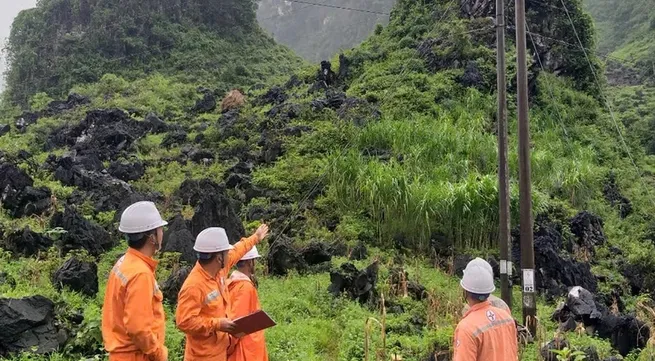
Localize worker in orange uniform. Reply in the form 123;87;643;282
226;246;269;361
102;201;169;361
453;259;518;361
176;224;269;361
461;257;510;315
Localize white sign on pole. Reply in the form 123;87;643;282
522;269;535;293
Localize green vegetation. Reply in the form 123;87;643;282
584;0;655;76
3;0;305;106
1;0;655;360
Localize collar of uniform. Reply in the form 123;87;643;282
194;262;221;282
463;300;492;318
230;270;252;282
126;247;159;271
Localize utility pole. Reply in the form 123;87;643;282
515;0;536;335
496;0;512;311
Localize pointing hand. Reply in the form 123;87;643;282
255;224;269;240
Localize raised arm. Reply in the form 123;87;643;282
226;224;269;270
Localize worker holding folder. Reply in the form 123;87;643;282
227;246;269;361
175;224;269;361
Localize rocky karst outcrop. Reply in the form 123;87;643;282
161;266;192;305
1;227;54;257
603;173;633;218
52;258;99;297
552;286;650;356
512;213;598;300
0;162;52;218
50;207;113;256
569;211;606;258
46;109;149;161
108;160;145;182
162;215;197;265
0;296;64;356
191;89;217;114
328;261;379;305
162;179;246;264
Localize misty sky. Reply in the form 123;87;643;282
0;0;37;91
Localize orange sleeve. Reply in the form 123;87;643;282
226;234;261;270
123;273;166;361
175;286;222;336
452;325;478;361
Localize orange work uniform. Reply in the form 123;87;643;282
102;248;167;361
453;301;518;361
175;234;261;361
226;271;269;361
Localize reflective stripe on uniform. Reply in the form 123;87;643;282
111;256;129;285
204;290;220;304
471;317;515;338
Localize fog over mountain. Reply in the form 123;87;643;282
256;0;395;62
0;0;37;91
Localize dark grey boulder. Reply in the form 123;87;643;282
52;258;99;297
0;296;62;356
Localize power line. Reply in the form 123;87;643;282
499;0;645;66
526;23;571;141
283;0;391;15
522;29;637;65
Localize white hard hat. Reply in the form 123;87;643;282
194;227;234;254
460;261;496;294
118;201;168;233
240;246;261;261
469;257;494;276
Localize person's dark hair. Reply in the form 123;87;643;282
126;229;156;249
468;292;490;302
197;252;218;265
236;260;248;268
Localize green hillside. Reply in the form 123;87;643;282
584;0;655;78
1;0;654;360
2;0;305;106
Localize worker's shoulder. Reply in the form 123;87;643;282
179;267;209;290
464;304;512;325
114;253;153;279
227;277;252;291
455;316;478;336
487;305;513;321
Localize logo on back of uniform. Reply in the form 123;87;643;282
486;310;496;322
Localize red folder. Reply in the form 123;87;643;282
232;310;276;338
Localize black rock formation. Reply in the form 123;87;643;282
0;162;52;218
328;261;379;305
512;213;597;299
0;296;63;356
52;258;99;297
1;227;54;257
162;215;197;265
50;207;113;256
161;266;192;305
